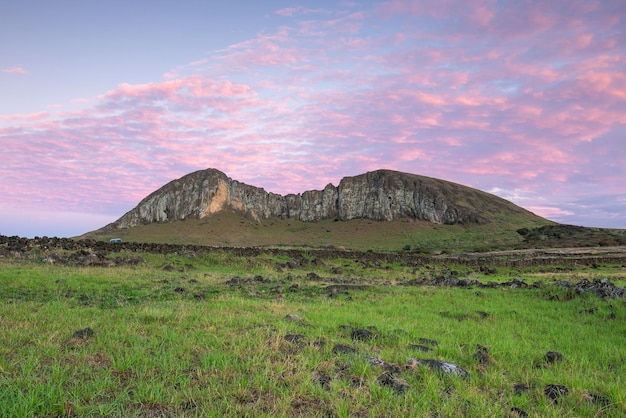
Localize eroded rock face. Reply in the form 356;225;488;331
108;168;530;229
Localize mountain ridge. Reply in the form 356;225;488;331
99;168;542;232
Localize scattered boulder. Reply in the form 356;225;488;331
377;372;410;394
582;391;611;407
284;334;307;345
418;338;438;347
313;338;326;348
513;383;531;396
545;351;564;364
285;314;303;322
473;344;495;365
351;328;376;341
332;344;358;356
365;356;401;374
225;275;270;285
407;358;469;379
408;344;432;353
544;384;569;403
73;327;94;339
506;278;528;288
574;278;625;298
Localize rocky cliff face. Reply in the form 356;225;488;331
108;168;532;230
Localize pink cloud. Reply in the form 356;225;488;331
274;7;330;17
1;0;625;230
528;206;575;219
0;111;50;124
2;66;28;75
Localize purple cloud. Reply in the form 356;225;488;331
1;0;625;236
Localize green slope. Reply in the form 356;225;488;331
81;210;552;252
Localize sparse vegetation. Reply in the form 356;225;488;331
1;241;625;417
80;210;552;252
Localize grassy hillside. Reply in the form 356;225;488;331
81;210;552;252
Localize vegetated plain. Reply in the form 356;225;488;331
1;240;625;417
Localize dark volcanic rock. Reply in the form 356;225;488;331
377;372;410;394
73;327;94;339
544;384;569;402
418;338;439;347
583;391;612;407
408;358;469;379
408;344;433;353
332;344;358;356
366;356;402;374
545;351;564;364
284;334;307;345
473;344;494;365
575;278;625;298
351;328;376;341
513;383;531;396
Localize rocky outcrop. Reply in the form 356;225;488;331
106;168;535;229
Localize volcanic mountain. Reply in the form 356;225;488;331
82;168;553;250
99;168;544;227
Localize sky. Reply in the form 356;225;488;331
1;0;625;238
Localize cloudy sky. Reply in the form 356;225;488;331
1;0;625;237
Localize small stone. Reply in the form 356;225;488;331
408;344;432;353
313;338;326;348
545;351;564;364
544;384;569;402
351;328;375;341
377;372;409;394
418;338;438;347
473;344;494;365
73;327;94;339
583;391;611;407
513;383;530;395
409;358;469;379
332;344;358;355
285;314;302;321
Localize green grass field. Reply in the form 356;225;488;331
1;249;625;417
